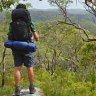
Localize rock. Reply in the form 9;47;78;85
12;87;43;96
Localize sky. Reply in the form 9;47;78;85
20;0;85;9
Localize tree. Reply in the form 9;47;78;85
0;0;18;11
47;0;96;42
0;0;33;11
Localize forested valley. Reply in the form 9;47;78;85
0;0;96;96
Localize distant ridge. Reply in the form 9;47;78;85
30;9;87;14
67;9;87;14
0;9;89;22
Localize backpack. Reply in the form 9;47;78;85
9;8;32;41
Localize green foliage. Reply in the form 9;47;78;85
26;3;32;8
0;0;18;11
0;19;96;96
36;68;96;96
0;0;32;11
35;21;96;96
48;0;73;7
81;43;96;53
79;42;96;67
36;21;83;72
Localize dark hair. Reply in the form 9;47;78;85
16;3;26;9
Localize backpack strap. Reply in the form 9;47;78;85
27;23;32;42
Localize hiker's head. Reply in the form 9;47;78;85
16;3;26;9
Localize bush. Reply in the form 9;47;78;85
36;67;96;96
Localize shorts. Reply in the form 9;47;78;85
12;50;34;67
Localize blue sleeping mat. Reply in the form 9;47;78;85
4;40;36;52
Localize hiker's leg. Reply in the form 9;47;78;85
14;66;21;95
27;67;35;84
27;67;36;94
14;66;22;86
12;50;23;95
24;51;35;94
12;50;23;85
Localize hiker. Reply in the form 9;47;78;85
8;3;39;95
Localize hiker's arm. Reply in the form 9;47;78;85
32;32;39;41
30;22;39;41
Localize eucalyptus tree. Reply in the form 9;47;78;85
47;0;96;41
0;0;18;11
0;0;33;11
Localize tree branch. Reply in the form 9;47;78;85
49;0;96;42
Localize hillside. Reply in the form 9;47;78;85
1;9;96;96
29;9;59;22
29;9;96;22
1;20;96;96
